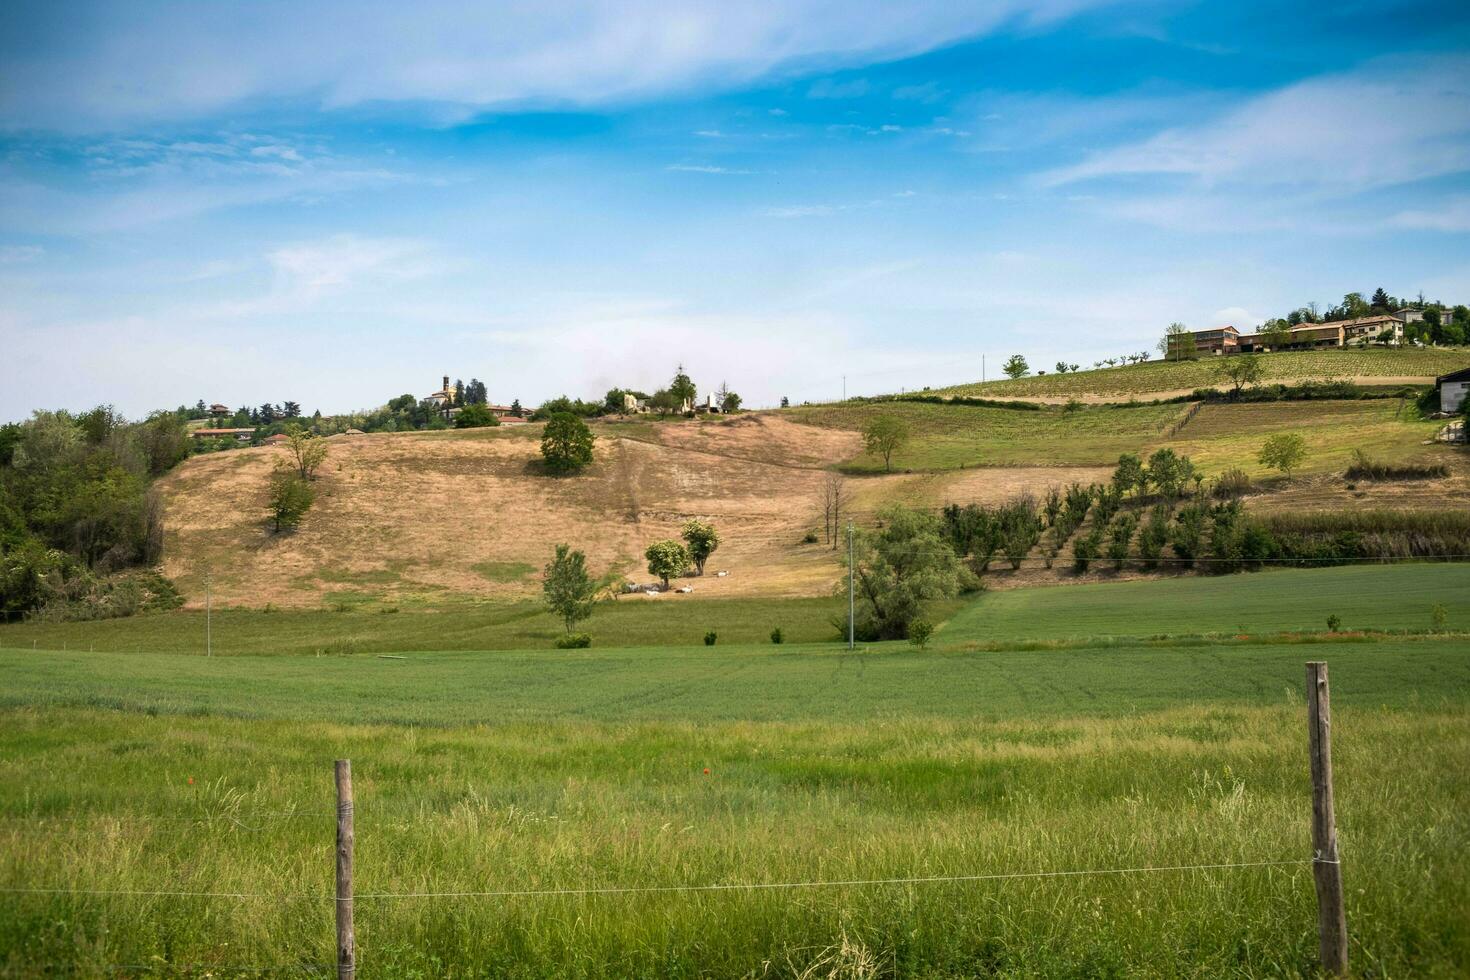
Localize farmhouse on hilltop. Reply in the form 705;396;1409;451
1176;311;1408;356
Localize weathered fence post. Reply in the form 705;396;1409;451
1306;662;1348;974
335;759;355;979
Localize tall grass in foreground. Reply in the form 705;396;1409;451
2;704;1466;976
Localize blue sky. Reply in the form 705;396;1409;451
2;0;1468;421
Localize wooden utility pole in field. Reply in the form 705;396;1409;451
335;760;356;979
1306;662;1348;975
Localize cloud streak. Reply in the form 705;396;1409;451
0;0;1111;130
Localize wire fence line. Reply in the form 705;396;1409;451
0;856;1321;904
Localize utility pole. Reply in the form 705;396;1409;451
842;375;846;401
206;572;212;658
847;523;855;651
982;354;986;383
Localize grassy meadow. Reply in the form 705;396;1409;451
3;568;1468;975
931;347;1470;399
781;396;1447;476
785;401;1187;470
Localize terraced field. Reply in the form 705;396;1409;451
932;347;1470;400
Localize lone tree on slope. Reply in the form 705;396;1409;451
540;412;596;474
862;414;911;472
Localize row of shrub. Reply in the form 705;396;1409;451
1181;381;1423;404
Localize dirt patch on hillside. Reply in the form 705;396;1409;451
158;424;1122;608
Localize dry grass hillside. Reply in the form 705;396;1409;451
160;415;1110;608
159;396;1466;609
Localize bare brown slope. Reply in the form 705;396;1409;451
159;418;1117;608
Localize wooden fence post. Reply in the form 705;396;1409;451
335;759;355;979
1306;662;1348;974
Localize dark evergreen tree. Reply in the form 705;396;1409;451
282;401;301;418
453;380;465;405
1371;287;1390;311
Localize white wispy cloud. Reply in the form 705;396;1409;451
266;234;441;295
1391;196;1470;233
1041;57;1470;193
665;164;755;175
0;1;1114;130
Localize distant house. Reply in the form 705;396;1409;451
623;393;650;414
208;403;232;418
343;428;365;436
1330;314;1402;345
263;433;291;445
191;427;254;443
1184;326;1240;356
1438;367;1470;414
1284;323;1346;349
1395;308;1424;325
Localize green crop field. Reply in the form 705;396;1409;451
1161;399;1444;475
932;347;1470;399
948;563;1470;643
2;564;1469;975
785;400;1187;469
0;595;870;657
782;396;1444;476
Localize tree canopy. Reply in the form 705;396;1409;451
540;413;596;474
862;414;911;472
841;506;971;641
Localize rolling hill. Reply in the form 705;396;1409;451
154;385;1465;609
929;347;1470;401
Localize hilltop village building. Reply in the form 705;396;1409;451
1173;311;1411;357
425;375;524;420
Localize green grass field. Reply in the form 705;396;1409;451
0;595;867;657
3;565;1468;976
932;347;1470;399
949;563;1470;643
1162;399;1443;475
786;401;1187;469
781;396;1444;476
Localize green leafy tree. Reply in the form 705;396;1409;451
283;424;329;480
540;412;596;474
680;519;720;576
1217;354;1263;396
1260;319;1292;350
669;365;697;412
454;404;498;428
267;471;314;532
542;543;599;634
862;414;911;472
649;388;679;418
1146;448;1195;499
644;539;690;589
1002;354;1029;379
840;506;971;640
1258;432;1307;478
1160;322;1193;361
720;390;742;413
1111;453;1145;499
